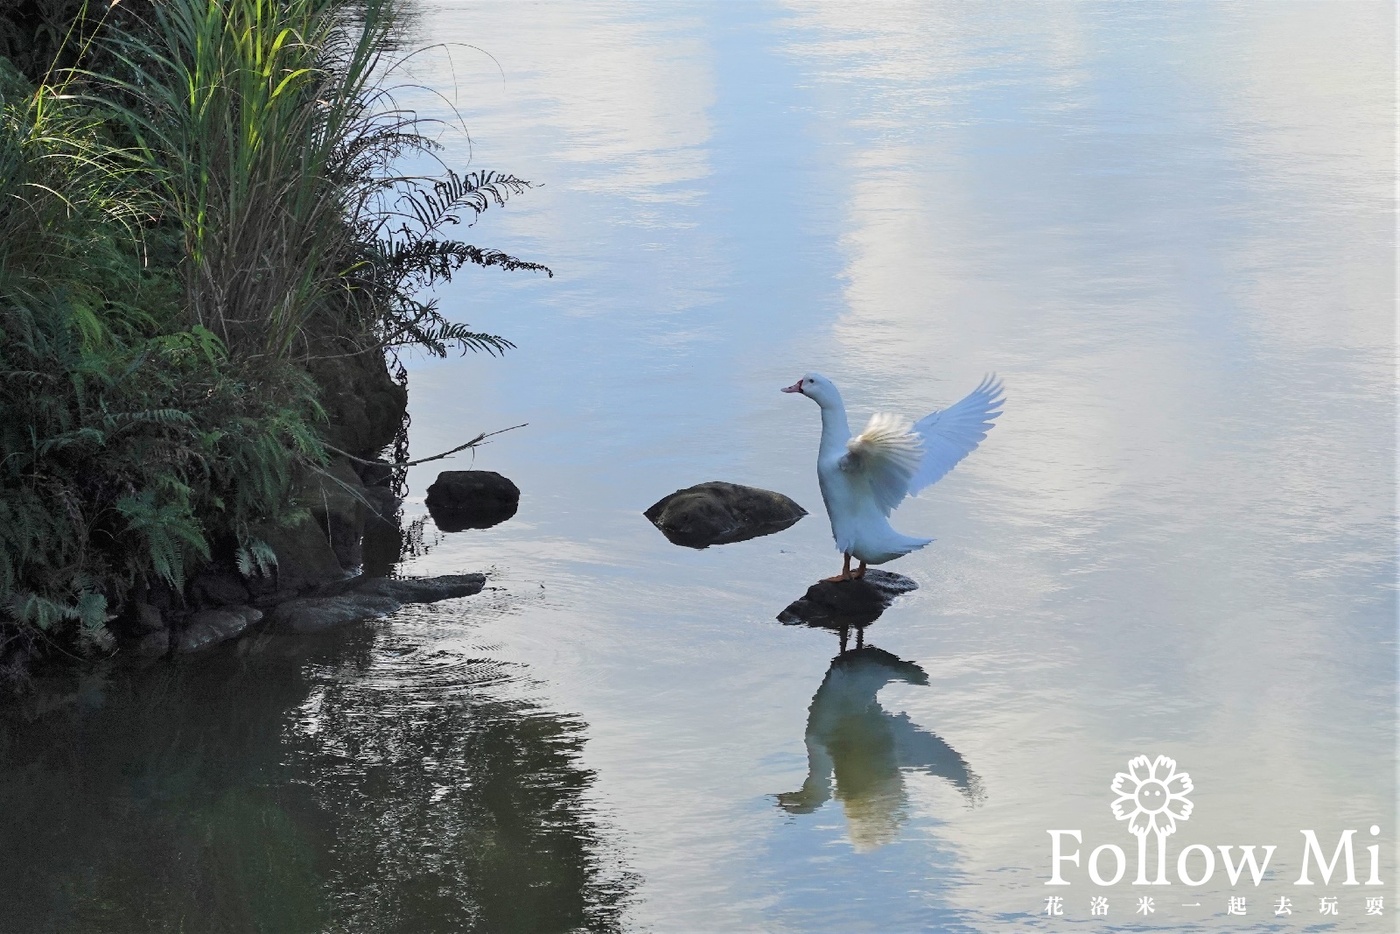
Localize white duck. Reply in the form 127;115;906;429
783;373;1004;581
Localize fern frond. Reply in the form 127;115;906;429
115;489;210;592
235;537;278;578
397;169;537;233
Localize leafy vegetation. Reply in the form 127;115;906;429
0;0;547;658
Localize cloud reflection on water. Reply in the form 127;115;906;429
391;2;1393;929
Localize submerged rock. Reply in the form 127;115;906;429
134;629;170;658
269;573;489;633
426;470;519;532
777;569;917;630
353;574;486;603
267;594;402;634
177;606;263;654
644;481;806;548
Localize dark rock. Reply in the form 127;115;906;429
147;579;178;612
644;481;807;548
0;647;30;689
252;515;352;600
426;470;520;532
133;602;166;632
265;573;487;633
361;517;403;579
778;569;918;630
306;349;407;460
135;630;170;658
267;594;403;634
359;484;404;577
177;606;263;654
356;458;396;489
361;485;399;524
353;574;486;603
189;566;250;608
301;457;366;571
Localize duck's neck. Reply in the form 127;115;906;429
817;396;851;457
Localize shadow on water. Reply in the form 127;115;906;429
0;623;635;934
776;646;984;852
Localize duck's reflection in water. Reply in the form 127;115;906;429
776;644;982;851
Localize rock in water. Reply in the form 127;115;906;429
778;569;917;629
353;574;486;602
268;573;488;633
267;594;403;634
426;470;520;532
644;481;806;548
177;606;264;653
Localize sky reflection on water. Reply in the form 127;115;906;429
393;2;1393;930
0;3;1389;933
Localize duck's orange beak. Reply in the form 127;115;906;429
781;380;803;394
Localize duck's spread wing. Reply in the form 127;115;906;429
838;413;924;515
907;374;1004;496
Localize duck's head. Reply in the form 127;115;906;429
782;372;841;408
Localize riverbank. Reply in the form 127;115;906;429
0;0;546;679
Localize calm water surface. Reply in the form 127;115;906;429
2;2;1394;932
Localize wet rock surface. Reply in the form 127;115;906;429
134;630;170;658
269;573;489;634
777;569;918;629
177;606;263;654
267;594;403;634
644;481;806;548
112;572;488;655
353;574;487;603
426;470;520;532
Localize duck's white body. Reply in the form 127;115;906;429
784;373;1004;578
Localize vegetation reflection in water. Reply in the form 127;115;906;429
0;616;635;934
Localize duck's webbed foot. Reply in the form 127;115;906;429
822;553;854;583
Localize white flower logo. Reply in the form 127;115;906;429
1111;754;1193;837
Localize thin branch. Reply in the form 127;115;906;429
322;423;526;468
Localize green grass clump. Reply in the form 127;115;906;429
0;53;317;645
98;0;547;361
0;0;548;656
